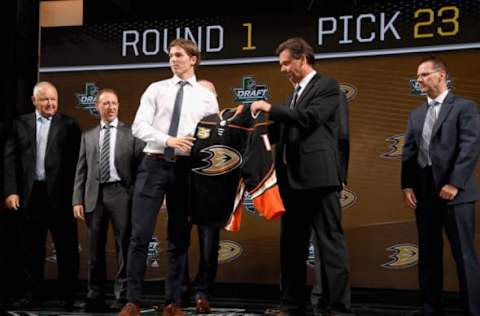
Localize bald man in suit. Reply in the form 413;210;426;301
3;81;80;310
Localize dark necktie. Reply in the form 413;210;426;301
100;123;111;183
164;80;188;159
418;100;440;167
283;85;302;164
289;85;301;109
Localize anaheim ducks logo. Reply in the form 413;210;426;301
339;83;357;101
380;134;405;159
218;240;243;263
192;145;242;176
381;243;418;269
340;186;357;209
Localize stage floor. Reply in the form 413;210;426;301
1;283;465;316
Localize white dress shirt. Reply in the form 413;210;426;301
132;74;219;156
35;111;52;181
99;118;121;182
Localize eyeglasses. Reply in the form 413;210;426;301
416;70;440;79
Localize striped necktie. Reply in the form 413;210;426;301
100;123;111;183
418;100;440;167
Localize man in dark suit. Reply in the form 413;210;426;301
310;90;350;315
401;56;480;316
3;81;80;310
73;88;144;312
251;37;353;316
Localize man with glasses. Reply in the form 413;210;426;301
402;56;480;316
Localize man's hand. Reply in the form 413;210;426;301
403;188;417;209
166;136;196;153
73;204;85;221
5;194;20;210
439;184;458;201
251;101;272;115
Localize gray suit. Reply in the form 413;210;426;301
73;121;144;304
402;92;480;315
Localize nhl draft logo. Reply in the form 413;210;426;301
381;243;418;269
233;76;268;105
307;241;316;268
146;236;161;267
218;240;243;263
75;82;99;117
409;77;453;96
380;134;405;159
243;191;258;215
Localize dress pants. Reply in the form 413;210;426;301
310;231;323;314
21;181;79;302
85;182;131;302
126;156;191;305
415;166;480;316
182;224;220;303
279;184;351;315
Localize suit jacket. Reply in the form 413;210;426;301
3;112;81;209
269;73;342;190
336;91;349;185
72;121;145;213
401;92;480;205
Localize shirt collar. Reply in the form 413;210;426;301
172;74;196;86
35;110;52;121
427;89;449;106
101;117;118;128
296;70;317;95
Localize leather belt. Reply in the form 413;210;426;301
146;152;190;163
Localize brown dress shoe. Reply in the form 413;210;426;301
196;298;211;313
162;303;186;316
117;302;141;316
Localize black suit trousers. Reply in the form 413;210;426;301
279;184;351;315
85;182;131;302
127;156;191;305
182;224;220;302
415;166;480;316
22;181;79;300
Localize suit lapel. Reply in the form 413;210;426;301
295;74;318;108
431;93;454;137
46;114;60;157
27;113;37;157
115;121;125;170
416;102;428;140
93;125;100;163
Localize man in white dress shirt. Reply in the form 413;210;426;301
117;39;218;316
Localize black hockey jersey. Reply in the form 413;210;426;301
190;104;285;231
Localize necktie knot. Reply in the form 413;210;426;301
103;123;111;129
429;100;439;108
178;80;188;88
